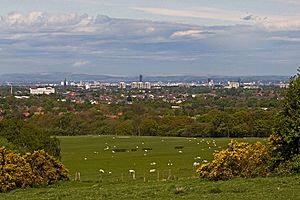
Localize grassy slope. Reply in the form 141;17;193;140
2;175;300;200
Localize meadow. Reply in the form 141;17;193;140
58;136;264;182
2;136;300;200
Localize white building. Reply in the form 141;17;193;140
131;82;138;89
144;82;151;89
131;82;151;89
85;84;91;90
30;87;55;95
227;81;240;89
137;82;144;89
119;82;126;89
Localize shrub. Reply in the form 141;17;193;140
274;154;300;175
0;137;15;150
197;140;270;180
0;147;33;192
24;150;69;185
0;146;69;192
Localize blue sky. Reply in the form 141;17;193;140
0;0;300;75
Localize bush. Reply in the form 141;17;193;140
0;137;15;150
24;150;69;185
0;147;33;192
274;154;300;175
0;146;69;192
197;140;270;180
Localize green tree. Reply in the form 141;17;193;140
115;120;134;136
140;118;158;136
273;70;300;161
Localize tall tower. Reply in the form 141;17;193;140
139;74;143;82
10;83;13;95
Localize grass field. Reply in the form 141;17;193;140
3;136;299;200
2;175;300;200
58;136;265;182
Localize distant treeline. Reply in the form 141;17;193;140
27;107;276;138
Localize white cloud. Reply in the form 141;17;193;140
131;7;245;22
268;0;300;6
260;19;300;31
239;12;300;31
131;6;300;31
170;30;204;39
266;36;300;42
73;61;89;67
0;12;87;27
0;11;299;75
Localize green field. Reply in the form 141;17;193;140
59;136;264;182
3;136;300;200
2;174;300;200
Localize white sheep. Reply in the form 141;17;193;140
129;169;136;180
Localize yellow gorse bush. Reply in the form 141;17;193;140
0;146;69;192
197;140;270;180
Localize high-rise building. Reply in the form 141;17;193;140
61;78;68;87
119;82;126;89
131;82;138;89
144;82;151;89
138;82;144;89
139;74;143;82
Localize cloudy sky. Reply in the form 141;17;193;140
0;0;300;76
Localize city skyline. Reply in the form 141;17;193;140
0;0;300;76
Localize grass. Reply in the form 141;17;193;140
58;136;264;181
3;136;299;199
2;175;299;200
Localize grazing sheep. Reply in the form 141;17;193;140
129;169;136;180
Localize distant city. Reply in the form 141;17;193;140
0;73;291;87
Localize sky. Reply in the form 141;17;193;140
0;0;300;76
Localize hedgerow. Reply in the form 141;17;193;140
0;146;69;192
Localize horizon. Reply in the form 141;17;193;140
0;71;293;77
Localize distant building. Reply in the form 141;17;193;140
30;87;55;95
85;84;91;90
61;78;68;87
131;82;138;89
207;78;214;87
227;81;240;89
119;82;126;89
279;83;289;88
131;81;151;89
137;82;144;89
139;74;143;82
144;82;151;89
